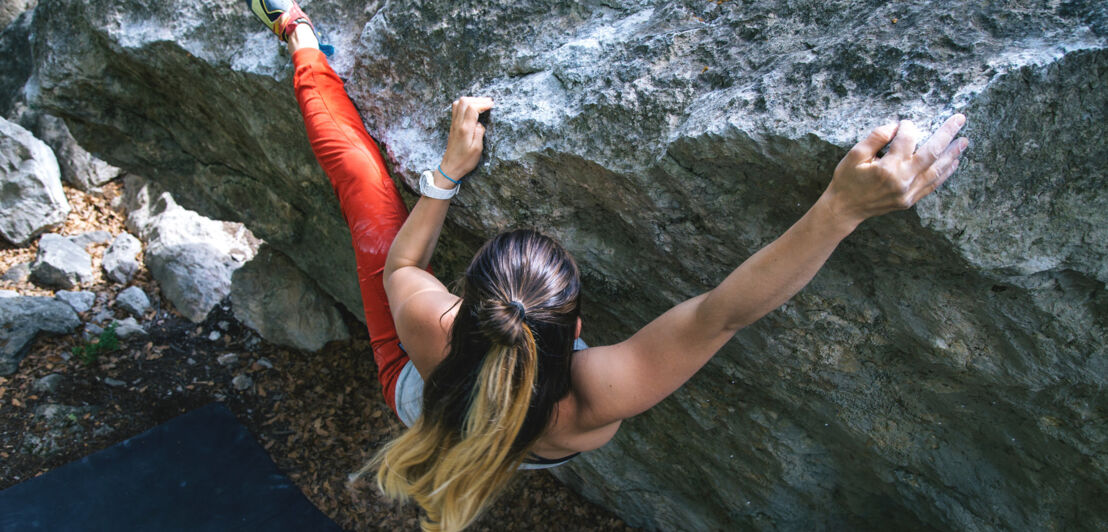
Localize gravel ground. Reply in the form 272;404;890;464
0;183;634;531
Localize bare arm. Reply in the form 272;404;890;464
383;97;492;375
570;115;969;428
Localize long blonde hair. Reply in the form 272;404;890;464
361;230;581;531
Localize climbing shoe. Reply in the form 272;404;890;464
247;0;334;56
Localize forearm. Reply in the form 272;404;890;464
383;96;493;282
697;193;858;332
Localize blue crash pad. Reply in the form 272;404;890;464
0;402;343;531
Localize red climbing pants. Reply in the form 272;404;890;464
292;48;408;414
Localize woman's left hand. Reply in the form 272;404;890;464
438;97;494;184
821;114;969;229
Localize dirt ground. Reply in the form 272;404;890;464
0;183;634;531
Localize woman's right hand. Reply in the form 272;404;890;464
821;114;969;229
437;97;494;185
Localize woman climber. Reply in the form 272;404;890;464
248;1;970;530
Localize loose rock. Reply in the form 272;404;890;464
55;290;95;313
32;373;63;394
0;117;69;246
113;286;150;317
29;233;93;289
110;317;146;339
216;353;239;366
103;377;125;387
2;261;30;282
0;295;80;375
101;232;142;284
231;374;253;391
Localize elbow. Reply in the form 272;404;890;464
694;292;750;337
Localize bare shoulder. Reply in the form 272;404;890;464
535;347;625;455
392;285;461;378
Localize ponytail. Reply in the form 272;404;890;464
366;323;538;531
357;230;580;531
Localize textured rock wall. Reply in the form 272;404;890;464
17;0;1107;529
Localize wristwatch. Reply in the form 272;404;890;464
419;170;458;200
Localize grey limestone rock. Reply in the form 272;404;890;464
102;232;142;283
123;179;260;323
29;233;92;289
22;0;1108;530
231;245;349;352
2;261;30;282
110;317;146;339
32;373;62;394
0;295;79;375
113;286;150;317
66;230;111;249
0;117;68;246
55;289;94;313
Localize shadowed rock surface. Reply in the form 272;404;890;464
230;244;349;352
19;0;1108;529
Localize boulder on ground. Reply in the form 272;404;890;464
110;317;146;339
0;295;80;375
55;289;94;313
102;232;141;283
114;286;150;317
0;117;68;246
2;261;30;282
29;233;92;289
231;245;349;352
124;179;259;323
32;373;62;394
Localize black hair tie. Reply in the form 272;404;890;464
509;300;526;319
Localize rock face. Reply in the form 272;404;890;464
123;177;260;323
230;245;349;352
0;0;36;31
0;117;68;246
22;0;1108;530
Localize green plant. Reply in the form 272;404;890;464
74;322;120;365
